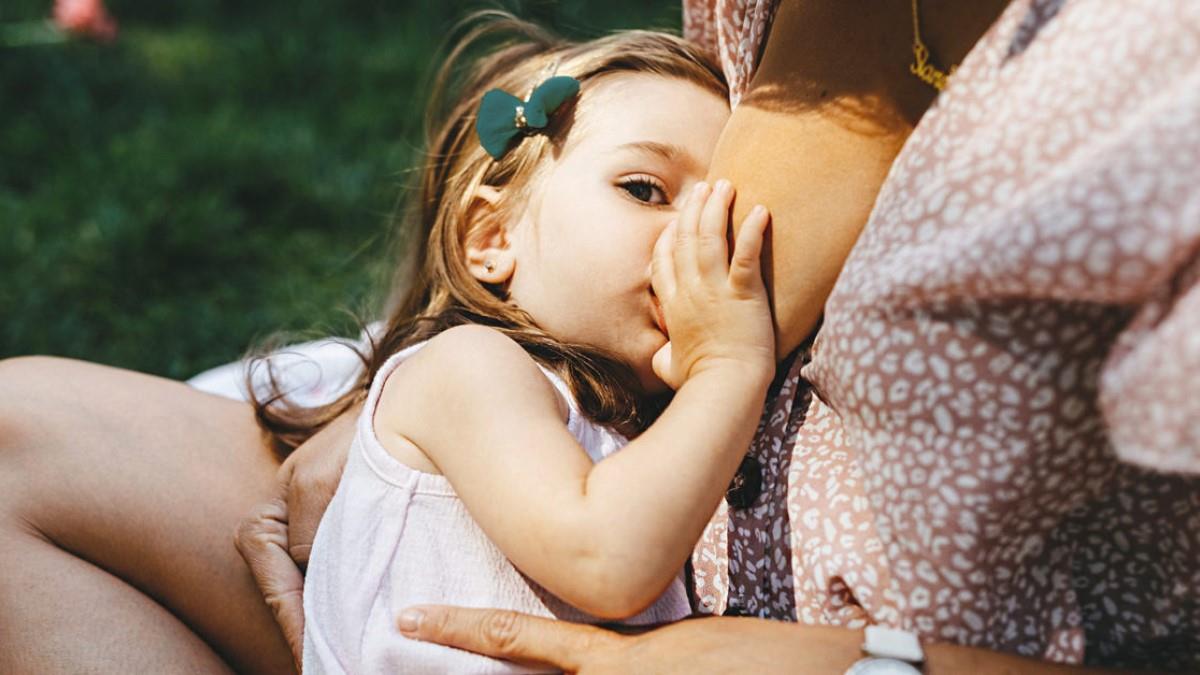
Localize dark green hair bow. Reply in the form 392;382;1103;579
476;75;581;160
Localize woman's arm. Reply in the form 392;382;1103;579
398;606;1137;675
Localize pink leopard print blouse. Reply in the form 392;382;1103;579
683;0;1200;669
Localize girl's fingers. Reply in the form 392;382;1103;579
678;182;708;239
728;205;770;292
651;342;679;390
673;181;709;281
697;179;734;278
651;220;677;300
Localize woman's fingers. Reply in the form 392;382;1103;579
729;204;770;293
235;500;306;671
398;605;624;670
697;179;734;278
241;406;358;670
281;410;356;568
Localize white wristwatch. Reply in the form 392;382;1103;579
843;626;925;675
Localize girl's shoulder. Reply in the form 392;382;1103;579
375;325;571;432
366;325;575;475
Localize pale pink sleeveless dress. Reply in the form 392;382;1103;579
302;342;691;674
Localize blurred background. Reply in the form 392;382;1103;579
1;0;681;379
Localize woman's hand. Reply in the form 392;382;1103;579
235;499;306;672
234;406;359;671
651;179;774;390
276;408;357;568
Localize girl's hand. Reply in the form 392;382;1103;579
651;179;774;390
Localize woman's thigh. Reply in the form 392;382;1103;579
0;527;237;673
0;356;294;674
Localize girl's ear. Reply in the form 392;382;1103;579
464;185;517;285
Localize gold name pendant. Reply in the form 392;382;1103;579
910;41;953;92
909;0;955;93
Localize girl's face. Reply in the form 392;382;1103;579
485;74;729;392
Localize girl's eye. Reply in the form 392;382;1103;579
618;177;668;205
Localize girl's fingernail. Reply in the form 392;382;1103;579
398;609;425;634
752;204;766;216
716;179;731;193
693;181;708;195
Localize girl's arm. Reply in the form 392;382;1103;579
380;183;774;619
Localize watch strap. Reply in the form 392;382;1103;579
862;625;925;663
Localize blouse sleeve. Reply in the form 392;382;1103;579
682;0;720;58
1100;254;1200;473
681;0;780;106
1095;57;1200;473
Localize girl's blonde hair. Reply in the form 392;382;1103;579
252;11;727;454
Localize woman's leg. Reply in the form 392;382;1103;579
0;526;235;673
0;357;295;673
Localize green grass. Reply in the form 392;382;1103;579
0;0;681;378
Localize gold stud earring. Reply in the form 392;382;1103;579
485;260;495;273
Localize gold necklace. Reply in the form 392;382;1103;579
909;0;955;92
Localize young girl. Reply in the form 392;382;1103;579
245;15;774;673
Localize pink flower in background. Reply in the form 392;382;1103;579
53;0;118;42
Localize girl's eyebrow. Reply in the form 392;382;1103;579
617;141;702;175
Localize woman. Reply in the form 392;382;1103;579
1;1;1197;673
252;1;1200;671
